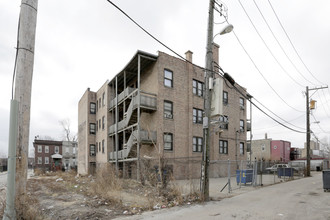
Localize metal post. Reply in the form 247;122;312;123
260;159;263;186
254;160;258;187
239;160;243;188
14;0;38;206
201;0;214;201
137;55;141;181
249;95;252;164
235;130;239;169
115;77;118;174
123;72;126;178
3;100;19;220
306;86;311;177
227;159;231;193
252;159;257;187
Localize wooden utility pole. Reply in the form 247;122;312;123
14;0;38;205
201;0;214;201
306;85;328;177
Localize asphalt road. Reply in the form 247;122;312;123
116;172;330;220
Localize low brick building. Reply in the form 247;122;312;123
33;139;63;171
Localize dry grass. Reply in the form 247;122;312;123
89;164;123;204
0;197;5;218
15;192;44;220
10;165;202;218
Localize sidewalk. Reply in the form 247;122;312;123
116;172;329;220
174;172;300;200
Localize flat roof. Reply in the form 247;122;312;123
109;50;158;88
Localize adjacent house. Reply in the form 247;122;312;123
62;141;78;170
33;139;77;171
78;45;249;178
250;134;291;163
33;139;63;171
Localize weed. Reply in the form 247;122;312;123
89;164;123;204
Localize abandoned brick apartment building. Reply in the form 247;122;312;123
78;44;249;179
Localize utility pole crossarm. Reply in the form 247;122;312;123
308;85;328;91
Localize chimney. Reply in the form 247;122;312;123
212;43;219;65
265;133;268;139
185;50;193;63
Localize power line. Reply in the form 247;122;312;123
311;131;328;146
106;0;306;134
230;27;304;113
318;92;330;118
252;113;305;131
252;0;315;86
238;0;305;88
234;84;306;134
254;97;305;130
311;112;329;134
105;0;189;65
267;0;323;85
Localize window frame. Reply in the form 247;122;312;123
240;142;245;155
164;133;173;151
164;69;173;88
219;140;228;154
240;120;245;132
90;144;96;156
102;116;105;130
223;91;228;105
55;146;60;154
102;139;105;153
45;145;49;153
37;157;42;164
193;79;204;97
45;157;49;164
239;97;245;109
193;108;203;124
164;100;173;119
219;115;229;129
37;145;42;153
90;102;96;114
193;137;203;152
102;92;105;107
90;123;96;134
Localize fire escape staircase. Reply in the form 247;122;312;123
109;129;157;160
109;87;157;160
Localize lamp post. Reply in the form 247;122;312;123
201;0;233;201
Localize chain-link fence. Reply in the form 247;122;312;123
118;158;306;197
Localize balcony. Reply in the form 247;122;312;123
109;87;136;110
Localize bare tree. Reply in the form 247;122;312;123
59;119;77;142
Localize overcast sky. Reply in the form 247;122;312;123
0;0;329;156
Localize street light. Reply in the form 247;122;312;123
201;0;233;201
213;24;234;39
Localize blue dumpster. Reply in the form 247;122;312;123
236;169;253;184
277;167;293;177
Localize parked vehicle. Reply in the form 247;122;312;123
266;164;289;173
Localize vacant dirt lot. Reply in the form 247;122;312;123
0;169;201;219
